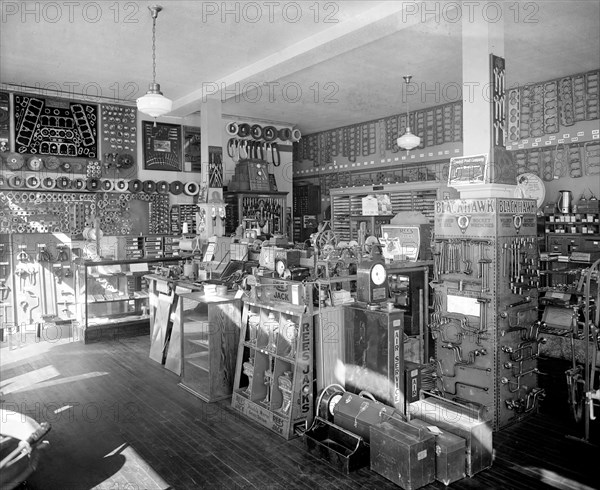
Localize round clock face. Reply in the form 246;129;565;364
371;263;387;285
275;259;286;277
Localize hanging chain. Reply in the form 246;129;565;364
151;15;157;85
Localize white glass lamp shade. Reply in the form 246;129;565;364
396;126;421;150
136;83;172;118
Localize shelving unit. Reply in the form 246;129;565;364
178;291;242;402
76;257;179;343
231;293;314;440
224;191;288;236
543;211;600;236
330;182;440;242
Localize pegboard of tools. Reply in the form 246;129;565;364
432;198;544;431
0;239;16;333
11;235;76;338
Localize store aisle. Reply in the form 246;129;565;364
0;336;597;490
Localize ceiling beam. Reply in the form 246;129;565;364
169;2;440;117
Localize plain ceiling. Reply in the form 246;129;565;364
1;1;599;134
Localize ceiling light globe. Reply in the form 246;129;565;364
396;127;421;150
137;87;172;118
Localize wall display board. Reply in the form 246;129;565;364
143;122;182;171
13;94;98;158
183;126;201;172
100;104;137;171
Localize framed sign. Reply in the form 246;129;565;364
448;154;488;186
143;122;182;171
183;125;201;172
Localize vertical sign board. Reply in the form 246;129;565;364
490;54;506;148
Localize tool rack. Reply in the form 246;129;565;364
432;198;545;430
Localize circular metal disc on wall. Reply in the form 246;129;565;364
157;181;169;194
41;177;55;189
8;175;23;188
27;156;44;171
45;156;62;170
87;178;100;191
4;152;25;171
170;181;183;195
263;126;277;142
25;175;41;189
184;182;199;196
143;180;156;194
128;179;142;193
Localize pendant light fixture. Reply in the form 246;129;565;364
136;5;172;120
396;75;421;152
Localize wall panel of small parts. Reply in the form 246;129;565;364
0;190;158;236
298;101;462;167
507;69;599;144
513;140;599;181
0;191;96;234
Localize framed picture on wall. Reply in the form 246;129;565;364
183;125;201;172
143;122;182;171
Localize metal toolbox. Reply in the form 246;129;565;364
303;417;369;474
333;392;398;443
409;418;466;486
369;418;436;490
409;396;492;477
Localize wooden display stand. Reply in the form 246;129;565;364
231;289;314;439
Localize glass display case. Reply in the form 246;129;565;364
178;290;242;402
76;257;180;343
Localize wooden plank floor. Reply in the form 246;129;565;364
1;336;598;490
